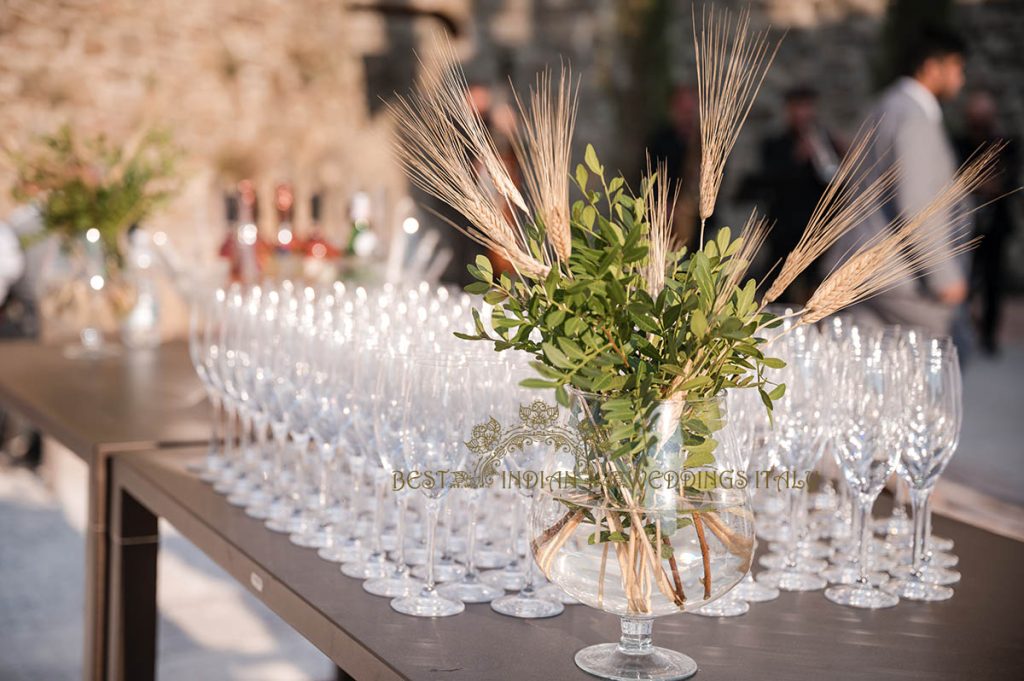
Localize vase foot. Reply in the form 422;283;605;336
575;643;697;681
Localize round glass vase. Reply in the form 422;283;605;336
41;236;128;359
531;391;755;681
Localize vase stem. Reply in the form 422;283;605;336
618;617;654;656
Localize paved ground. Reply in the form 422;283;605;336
0;460;332;681
1;301;1022;680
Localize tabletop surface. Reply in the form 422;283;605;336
118;447;1024;681
0;340;211;461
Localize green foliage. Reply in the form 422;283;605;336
459;146;784;507
9;125;178;257
462;146;782;408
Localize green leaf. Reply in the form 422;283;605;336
464;281;490;295
557;336;588;361
761;357;786;369
768;384;786;401
575;164;589;190
691;308;709;338
584;144;602;174
520;378;559;390
542;341;575;370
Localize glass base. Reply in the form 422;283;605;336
363;574;424;598
412;562;466;583
468;548;509;569
758;552;828;573
438;577;504;604
289;528;329;549
391;591;464;617
187;455;225;480
731;575;779;602
757;569;826;592
490;591;564;618
537;583;580;605
265;513;309;535
894;550;958;569
889;563;960;585
694;594;749;617
884;576;953;602
341;557;392;579
575;643;697;681
317;542;367;564
824;583;899;609
480;567;527;591
822;564;888;586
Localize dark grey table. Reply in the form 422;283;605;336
110;446;1024;681
0;340;212;681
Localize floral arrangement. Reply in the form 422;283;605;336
393;10;1002;615
9;125;177;259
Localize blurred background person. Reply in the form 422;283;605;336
750;86;844;303
644;85;702;250
829;26;969;337
955;89;1020;356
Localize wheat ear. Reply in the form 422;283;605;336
641;157;680;298
693;5;781;234
801;142;1006;323
763;122;898;304
512;66;579;265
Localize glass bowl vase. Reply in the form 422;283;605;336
530;391;755;680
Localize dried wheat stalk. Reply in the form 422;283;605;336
388;46;549;280
763;123;898;304
429;39;529;215
641;158;679;298
801;143;1005;323
512;67;579;265
693;5;781;233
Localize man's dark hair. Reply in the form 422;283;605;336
900;26;967;76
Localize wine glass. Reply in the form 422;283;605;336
390;352;470;617
886;333;962;600
758;326;830;591
824;330;901;609
187;287;227;482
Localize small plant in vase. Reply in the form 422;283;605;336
7;124;177;356
392;8;1001;680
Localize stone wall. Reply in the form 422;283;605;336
2;0;1021;261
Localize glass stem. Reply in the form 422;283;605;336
910;488;930;575
521;495;536;595
208;393;222;463
847;492;863;559
784;481;805;569
506;491;521;570
922;496;935;563
618;617;654;656
370;469;386;557
893;477;910;520
856;495;871;586
466;490;481;577
291;432;310;513
239;409;254;468
270;423;289;496
317;441;333;514
424;498;440;593
394;495;409;576
224;403;238;469
253;415;269;482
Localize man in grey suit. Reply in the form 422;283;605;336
832;28;969;336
